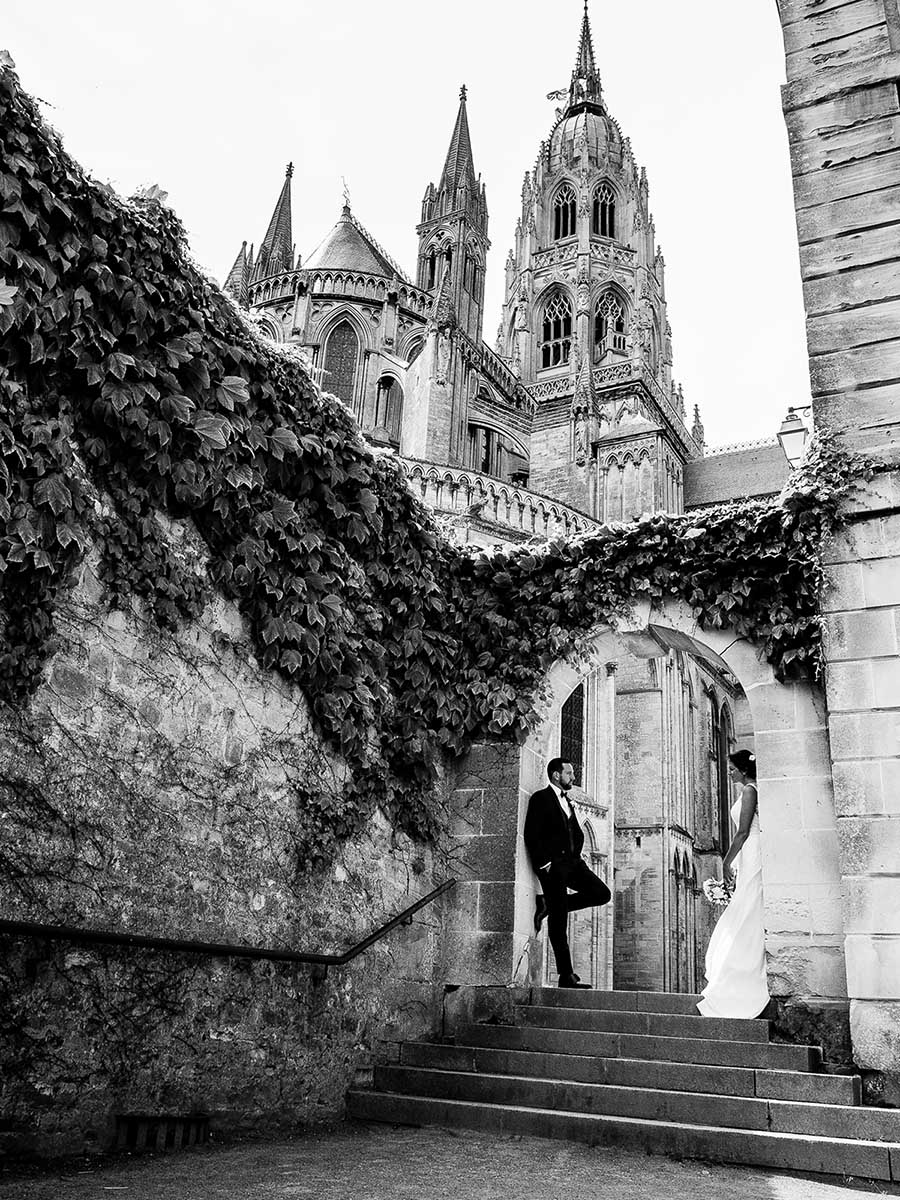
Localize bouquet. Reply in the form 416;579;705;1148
702;876;734;908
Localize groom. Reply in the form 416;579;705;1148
524;757;611;989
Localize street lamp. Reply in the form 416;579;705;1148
777;406;811;467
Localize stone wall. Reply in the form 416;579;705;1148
778;0;900;1087
0;537;445;1159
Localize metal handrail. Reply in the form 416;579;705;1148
0;879;455;969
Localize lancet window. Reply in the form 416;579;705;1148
592;183;616;238
593;292;626;358
374;376;403;446
322;320;359;411
553;183;577;241
540;291;573;369
560;682;585;787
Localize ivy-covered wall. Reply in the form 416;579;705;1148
0;538;445;1159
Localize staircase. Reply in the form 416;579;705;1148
348;988;900;1182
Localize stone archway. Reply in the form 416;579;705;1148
442;598;846;1041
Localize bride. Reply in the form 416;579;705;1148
697;749;769;1019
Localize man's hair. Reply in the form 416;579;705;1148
547;757;569;781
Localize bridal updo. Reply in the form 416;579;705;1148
728;749;757;780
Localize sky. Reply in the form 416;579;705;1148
4;0;811;450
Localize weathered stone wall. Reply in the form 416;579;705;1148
778;0;900;1085
0;533;445;1159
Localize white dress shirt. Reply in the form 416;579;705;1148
540;783;574;871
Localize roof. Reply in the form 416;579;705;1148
304;205;409;281
683;440;790;509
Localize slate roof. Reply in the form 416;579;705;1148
304;206;409;282
684;439;790;509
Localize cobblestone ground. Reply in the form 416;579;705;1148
3;1126;900;1200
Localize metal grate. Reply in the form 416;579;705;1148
114;1113;209;1154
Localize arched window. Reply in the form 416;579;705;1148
322;319;359;410
426;250;437;289
541;292;573;369
560;681;584;786
594;292;626;358
553;183;577;240
717;706;734;856
593;183;616;238
374;376;403;445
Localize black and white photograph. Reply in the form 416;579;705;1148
1;1;899;1196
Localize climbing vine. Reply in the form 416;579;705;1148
0;63;871;866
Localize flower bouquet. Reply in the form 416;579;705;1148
702;876;734;908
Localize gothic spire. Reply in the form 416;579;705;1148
256;162;295;278
439;85;478;195
224;240;250;307
568;2;602;111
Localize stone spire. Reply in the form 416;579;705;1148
430;262;456;329
568;2;602;112
439;85;478;196
573;341;595;414
255;163;295;279
223;240;250;307
692;404;706;452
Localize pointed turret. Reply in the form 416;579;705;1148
255;163;295;280
224;240;250;308
439;85;478;196
417;86;489;342
692;404;706;452
568;2;602;112
573;343;595;414
430;263;456;329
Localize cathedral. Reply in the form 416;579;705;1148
223;5;789;992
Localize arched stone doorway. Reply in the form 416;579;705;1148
443;599;845;1036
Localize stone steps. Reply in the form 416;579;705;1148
371;1065;900;1143
518;1004;772;1042
460;1020;821;1071
399;1040;860;1105
348;1091;900;1181
347;988;900;1181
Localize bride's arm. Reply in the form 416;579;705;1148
722;784;758;879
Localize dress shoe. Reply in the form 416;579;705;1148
558;974;590;989
533;896;548;932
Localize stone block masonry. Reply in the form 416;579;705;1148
778;0;900;1089
0;532;446;1159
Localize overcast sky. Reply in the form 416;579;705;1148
5;1;809;449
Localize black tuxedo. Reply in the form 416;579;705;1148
524;784;611;980
524;785;585;871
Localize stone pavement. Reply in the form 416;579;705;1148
3;1125;900;1200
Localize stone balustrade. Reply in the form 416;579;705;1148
400;458;599;542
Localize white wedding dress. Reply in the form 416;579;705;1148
697;790;769;1018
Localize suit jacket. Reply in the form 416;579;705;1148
523;785;584;873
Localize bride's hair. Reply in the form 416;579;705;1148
728;749;757;780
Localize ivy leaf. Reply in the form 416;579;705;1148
106;352;135;380
193;412;232;450
33;474;72;515
216;376;249;411
163;394;196;422
0;281;17;306
270;427;300;456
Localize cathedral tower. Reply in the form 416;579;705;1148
499;4;700;517
417;86;489;344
